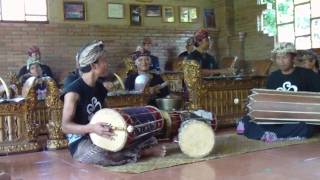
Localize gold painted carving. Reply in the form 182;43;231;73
182;60;202;110
182;62;267;127
45;78;67;150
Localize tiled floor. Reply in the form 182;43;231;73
1;138;320;180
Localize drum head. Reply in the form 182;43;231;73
178;120;215;158
89;108;128;152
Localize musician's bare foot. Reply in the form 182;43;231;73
142;144;167;157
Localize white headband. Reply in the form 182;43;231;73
77;40;105;67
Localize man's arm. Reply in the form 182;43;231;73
61;92;114;137
61;92;92;134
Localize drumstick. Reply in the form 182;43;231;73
159;81;168;89
111;125;134;133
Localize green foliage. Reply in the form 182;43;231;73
262;9;276;35
258;0;276;36
277;2;289;12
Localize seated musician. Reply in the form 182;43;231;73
142;37;161;74
63;54;113;92
237;42;320;142
299;50;320;75
20;57;48;99
18;46;54;80
125;51;170;106
187;29;219;76
178;37;195;60
61;40;165;166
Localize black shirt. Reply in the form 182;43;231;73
61;78;108;155
61;78;108;125
187;50;218;69
266;67;320;92
178;51;190;60
63;70;80;91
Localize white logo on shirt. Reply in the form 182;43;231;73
86;97;102;121
276;81;298;92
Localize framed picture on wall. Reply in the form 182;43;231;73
162;6;174;22
130;4;142;26
145;5;161;17
204;9;216;28
107;3;124;19
63;2;85;20
179;6;198;23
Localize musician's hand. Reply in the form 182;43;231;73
91;122;114;138
149;85;161;95
102;81;114;90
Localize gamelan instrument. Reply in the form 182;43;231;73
134;73;168;92
90;105;217;158
21;76;36;98
113;73;125;90
89;106;164;152
0;77;11;99
247;88;320;125
160;111;217;158
159;111;217;140
178;119;215;158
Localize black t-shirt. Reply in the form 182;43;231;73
266;67;320;92
63;70;80;92
61;78;108;125
187;50;218;69
61;78;108;155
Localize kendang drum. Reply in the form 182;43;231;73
158;111;183;140
159;111;218;141
178;119;215;158
89;106;164;152
247;88;320;124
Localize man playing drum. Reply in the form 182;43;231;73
61;40;166;166
237;42;320;142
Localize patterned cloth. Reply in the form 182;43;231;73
103;133;320;173
72;136;158;166
271;42;296;55
76;40;105;67
194;29;209;43
27;46;40;56
131;51;150;61
26;57;41;70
